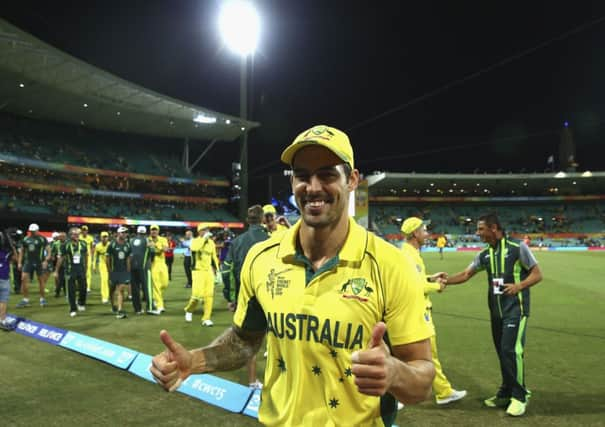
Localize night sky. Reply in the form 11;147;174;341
3;1;605;201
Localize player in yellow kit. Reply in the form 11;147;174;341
184;224;219;326
80;225;95;293
436;235;447;260
93;231;111;304
400;217;466;405
148;225;169;313
152;125;435;426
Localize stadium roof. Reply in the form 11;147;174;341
0;18;258;141
367;171;605;197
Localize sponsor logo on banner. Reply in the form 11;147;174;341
60;331;138;369
178;373;253;413
128;353;155;383
242;388;261;418
15;318;67;345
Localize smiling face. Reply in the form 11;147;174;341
476;220;497;244
412;225;429;246
291;145;358;230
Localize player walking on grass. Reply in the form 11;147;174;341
16;223;50;308
184;225;219;326
151;125;435;426
50;232;66;297
55;227;88;317
130;226;155;314
80;225;95;294
445;213;542;417
148;225;169;313
93;231;111;304
107;226;131;319
401;217;466;406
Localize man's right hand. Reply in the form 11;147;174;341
150;330;194;392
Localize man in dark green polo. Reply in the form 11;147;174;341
446;213;543;417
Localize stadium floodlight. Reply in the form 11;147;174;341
193;113;217;124
218;0;260;57
581;171;592;177
554;171;567;178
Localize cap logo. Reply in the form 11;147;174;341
302;126;335;141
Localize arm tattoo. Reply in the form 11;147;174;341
201;326;264;372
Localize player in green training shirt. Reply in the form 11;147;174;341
446;213;542;417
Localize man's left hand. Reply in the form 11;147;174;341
503;283;521;295
351;322;394;396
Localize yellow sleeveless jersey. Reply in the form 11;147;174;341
94;242;110;265
234;218;431;426
190;236;219;271
149;236;168;266
401;242;440;332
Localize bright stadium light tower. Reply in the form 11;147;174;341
219;0;260;220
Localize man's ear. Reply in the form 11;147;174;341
347;169;360;191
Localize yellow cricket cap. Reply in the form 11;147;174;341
401;217;424;234
280;125;354;168
262;204;276;215
81;225;89;231
197;223;209;232
100;231;109;237
150;224;160;231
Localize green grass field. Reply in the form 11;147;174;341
1;251;604;426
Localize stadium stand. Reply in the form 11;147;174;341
367;172;605;248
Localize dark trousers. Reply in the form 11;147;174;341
54;266;66;296
67;273;87;312
12;262;21;293
490;314;529;402
131;268;153;311
184;256;192;287
165;257;174;280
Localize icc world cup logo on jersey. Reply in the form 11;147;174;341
266;268;291;299
340;278;373;302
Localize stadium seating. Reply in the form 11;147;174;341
372;202;605;246
0;113;221;180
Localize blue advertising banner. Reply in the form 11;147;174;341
14;318;67;345
59;331;138;369
177;374;253;413
242;388;261;418
128;353;155;383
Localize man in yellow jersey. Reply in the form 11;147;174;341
400;217;466;405
80;225;95;293
93;231;111;304
151;125;435;426
436;234;447;260
148;225;169;313
184;225;219;326
262;204;290;237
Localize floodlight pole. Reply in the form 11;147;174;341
239;55;249;220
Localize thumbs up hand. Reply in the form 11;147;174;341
351;322;394;396
150;330;193;392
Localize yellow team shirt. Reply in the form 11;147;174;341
436;236;446;249
234;218;432;427
190;236;219;271
93;241;110;267
80;235;95;255
149;236;168;266
401;243;440;335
